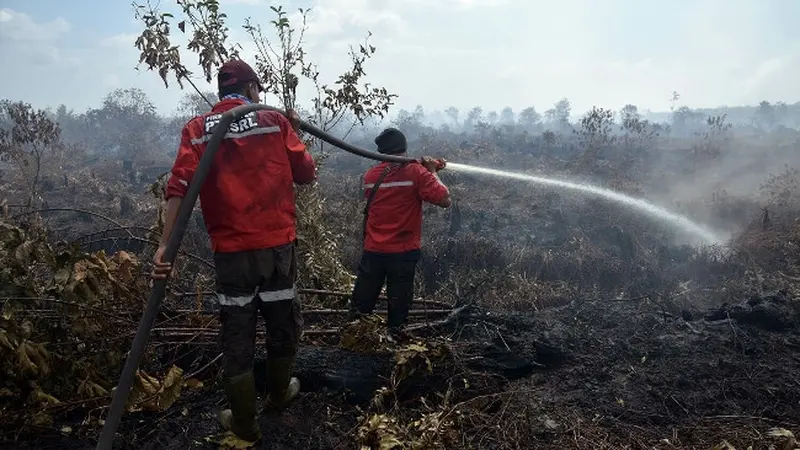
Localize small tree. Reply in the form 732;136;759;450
760;165;800;211
669;90;680;112
176;91;216;119
0;100;64;206
83;88;164;163
444;106;460;128
692;114;732;168
464;106;483;131
619;104;658;151
517;106;541;132
131;0;398;291
671;105;705;135
754;100;775;130
544;98;571;132
619;104;640;124
393;108;426;139
498;107;514;125
575;106;615;172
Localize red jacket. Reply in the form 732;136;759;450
363;162;449;253
166;98;316;253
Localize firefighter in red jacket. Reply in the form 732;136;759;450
151;59;316;443
349;127;452;334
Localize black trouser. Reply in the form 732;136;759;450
214;242;304;377
350;249;420;328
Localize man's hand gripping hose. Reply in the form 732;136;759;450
421;156;447;173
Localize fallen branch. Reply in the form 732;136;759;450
185;352;223;379
151;328;342;342
44;394;109;412
16;306;452;321
76;225;165;241
406;305;471;332
303;308;452;316
299;289;454;308
166;307;452;317
152;308;471;341
2;296;139;324
10;208;134;237
172;289;453;308
81;236;213;267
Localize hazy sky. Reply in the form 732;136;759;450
1;0;798;118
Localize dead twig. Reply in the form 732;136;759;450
81;236;213;267
2;296;139;324
406;305;471;332
173;289;453;308
10;208;134;237
185;352;223;380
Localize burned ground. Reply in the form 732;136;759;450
12;286;800;450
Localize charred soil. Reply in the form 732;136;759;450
10;289;800;450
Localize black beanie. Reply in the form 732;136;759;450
374;128;407;155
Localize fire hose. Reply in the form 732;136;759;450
94;103;434;449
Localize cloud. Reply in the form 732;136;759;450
392;0;508;10
1;1;799;119
0;8;71;41
219;0;266;5
0;8;78;67
100;33;141;49
739;52;800;104
217;0;800;114
297;0;407;38
0;8;194;114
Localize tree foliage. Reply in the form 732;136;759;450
83;88;163;162
0;221;150;429
517;106;541;132
0;101;64;206
544;98;571;131
132;0;397;141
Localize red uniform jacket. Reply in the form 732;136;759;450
363;162;449;253
166;98;316;253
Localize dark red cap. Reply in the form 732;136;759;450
217;59;262;91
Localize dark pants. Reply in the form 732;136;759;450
350;250;420;328
214;243;303;377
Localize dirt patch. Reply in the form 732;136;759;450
461;292;800;449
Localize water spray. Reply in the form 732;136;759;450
95;102;722;449
446;163;725;245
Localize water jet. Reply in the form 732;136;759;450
446;162;726;246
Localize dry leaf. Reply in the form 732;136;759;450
217;431;259;449
78;380;109;398
185;378;204;390
712;441;736;450
31;388;60;406
113;251;136;283
126;365;184;412
767;428;797;450
14;240;34;265
18;341;50;376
